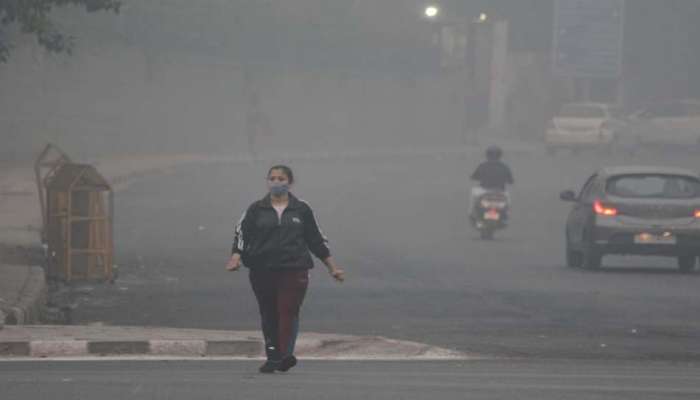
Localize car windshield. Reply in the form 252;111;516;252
606;174;700;199
559;104;605;118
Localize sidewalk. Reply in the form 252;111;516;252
0;325;473;360
0;142;536;328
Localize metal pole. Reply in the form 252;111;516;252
108;190;114;282
488;20;509;133
65;191;72;282
582;78;592;102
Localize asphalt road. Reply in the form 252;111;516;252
2;359;700;399
54;146;700;360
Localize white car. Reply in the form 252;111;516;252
545;103;625;154
617;99;700;152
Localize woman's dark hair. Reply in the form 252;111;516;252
268;165;294;184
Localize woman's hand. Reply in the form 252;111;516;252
329;267;345;283
322;257;344;283
226;254;242;272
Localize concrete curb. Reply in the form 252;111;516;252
0;326;474;360
0;337;476;360
0;339;262;358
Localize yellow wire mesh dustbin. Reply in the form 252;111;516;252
45;163;114;282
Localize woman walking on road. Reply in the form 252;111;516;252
226;165;345;373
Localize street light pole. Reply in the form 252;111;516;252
488;19;509;133
424;5;472;145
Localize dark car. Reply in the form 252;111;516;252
560;166;700;272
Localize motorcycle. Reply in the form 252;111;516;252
471;190;509;240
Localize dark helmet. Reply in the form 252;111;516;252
486;145;503;161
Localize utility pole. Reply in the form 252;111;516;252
234;2;270;159
488;20;509;133
242;67;260;159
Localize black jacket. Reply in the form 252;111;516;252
231;193;331;270
471;160;514;190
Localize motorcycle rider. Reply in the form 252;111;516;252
470;145;514;220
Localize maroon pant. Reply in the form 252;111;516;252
249;269;309;361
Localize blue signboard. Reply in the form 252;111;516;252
553;0;625;77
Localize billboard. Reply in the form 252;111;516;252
553;0;625;77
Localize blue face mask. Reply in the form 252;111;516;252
270;183;290;196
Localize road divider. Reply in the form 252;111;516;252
0;325;476;360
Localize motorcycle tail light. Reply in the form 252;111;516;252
594;200;618;216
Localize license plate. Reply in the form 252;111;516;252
484;210;501;221
634;233;676;245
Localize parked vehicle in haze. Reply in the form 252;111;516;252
561;166;700;272
615;99;700;153
545;103;626;154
